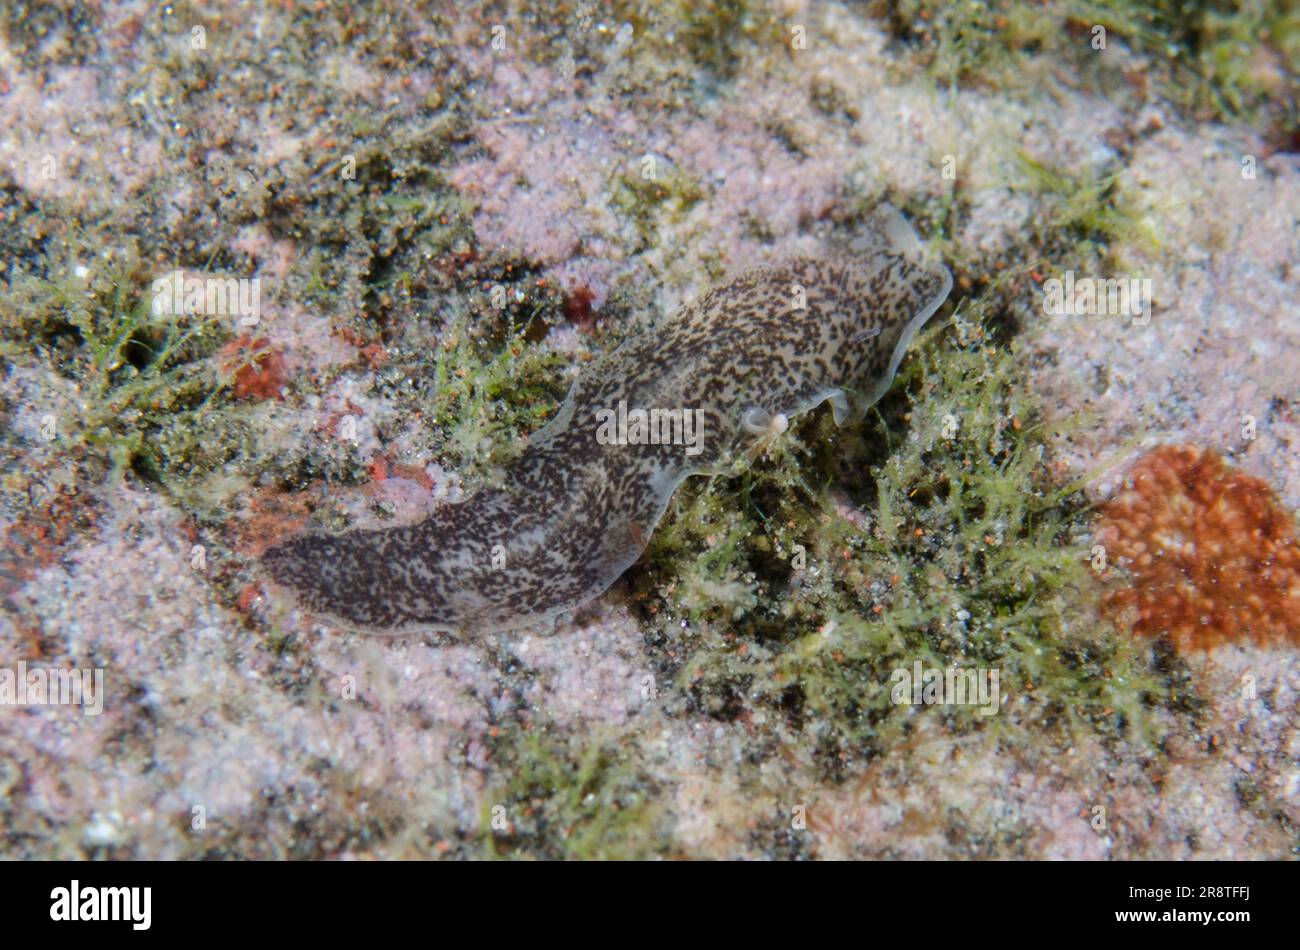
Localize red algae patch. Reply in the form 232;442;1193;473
218;335;291;401
1097;445;1300;652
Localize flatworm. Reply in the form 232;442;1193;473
263;205;952;635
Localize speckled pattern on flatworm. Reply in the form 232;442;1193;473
263;205;952;635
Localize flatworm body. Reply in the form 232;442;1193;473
263;205;952;635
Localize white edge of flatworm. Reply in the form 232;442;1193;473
869;265;954;409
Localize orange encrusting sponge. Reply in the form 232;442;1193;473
1096;445;1300;652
